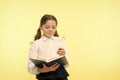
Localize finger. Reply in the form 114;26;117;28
58;48;64;50
52;64;60;71
51;63;59;67
58;48;63;50
57;49;65;53
57;51;61;54
57;51;65;55
43;64;47;68
59;49;65;52
50;64;60;71
59;50;64;53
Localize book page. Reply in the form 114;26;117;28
38;54;63;62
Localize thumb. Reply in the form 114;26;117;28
43;64;46;67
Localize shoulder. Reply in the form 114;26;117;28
54;36;65;40
30;39;41;45
54;36;66;42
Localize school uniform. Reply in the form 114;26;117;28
27;36;70;80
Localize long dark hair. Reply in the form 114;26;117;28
34;14;59;41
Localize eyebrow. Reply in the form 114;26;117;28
45;25;56;27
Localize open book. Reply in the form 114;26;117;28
30;55;68;68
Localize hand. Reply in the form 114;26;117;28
57;48;65;56
37;63;60;73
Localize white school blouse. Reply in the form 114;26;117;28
27;36;70;74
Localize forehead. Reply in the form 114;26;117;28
45;20;57;25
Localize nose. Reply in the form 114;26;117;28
49;28;54;32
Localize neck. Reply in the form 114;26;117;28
43;34;53;38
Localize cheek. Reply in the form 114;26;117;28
41;29;48;34
54;29;57;32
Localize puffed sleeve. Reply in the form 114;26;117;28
27;41;40;74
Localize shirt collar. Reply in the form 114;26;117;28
41;35;55;41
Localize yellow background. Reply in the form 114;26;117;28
0;0;120;80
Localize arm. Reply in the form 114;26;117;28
28;42;60;74
37;63;60;73
57;37;70;67
27;42;39;74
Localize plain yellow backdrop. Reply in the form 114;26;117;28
0;0;120;80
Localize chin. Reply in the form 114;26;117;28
47;35;53;38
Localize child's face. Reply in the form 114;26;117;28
40;20;57;38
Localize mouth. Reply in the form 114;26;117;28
48;33;53;34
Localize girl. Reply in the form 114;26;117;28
27;14;70;80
